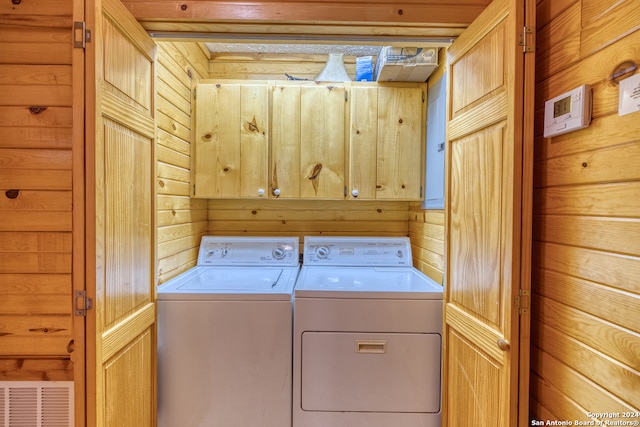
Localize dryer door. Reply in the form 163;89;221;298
301;332;441;413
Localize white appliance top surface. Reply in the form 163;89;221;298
297;237;442;299
158;266;299;301
295;266;442;299
158;236;300;301
197;236;299;266
303;236;413;267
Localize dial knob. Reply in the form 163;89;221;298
272;247;286;260
315;246;330;259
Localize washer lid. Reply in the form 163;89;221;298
294;266;443;299
158;266;299;301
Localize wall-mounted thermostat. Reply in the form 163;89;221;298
543;84;592;138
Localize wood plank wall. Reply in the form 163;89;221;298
530;0;640;421
0;0;74;380
156;42;210;283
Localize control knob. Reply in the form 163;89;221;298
272;247;286;260
315;246;330;259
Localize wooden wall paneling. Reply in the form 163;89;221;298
534;292;640;371
207;199;410;239
534;28;640;120
529;370;592;422
533;215;640;262
0;25;72;65
534;182;640;218
408;204;444;283
0;358;74;381
535;108;640;161
535;0;577;29
534;241;640;295
534;1;581;84
209;53;357;81
531;0;640;419
534;141;640;187
0;0;75;372
531;347;633;420
580;0;640;57
170;42;211;79
155;42;210;282
532;321;640;410
531;346;637;416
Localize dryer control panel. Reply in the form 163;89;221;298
303;236;412;267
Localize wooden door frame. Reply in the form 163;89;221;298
72;0;88;425
518;0;536;424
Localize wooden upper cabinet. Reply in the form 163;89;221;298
271;82;347;199
193;80;424;200
192;81;269;198
349;83;426;200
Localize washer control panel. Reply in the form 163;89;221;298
304;236;412;266
197;236;299;266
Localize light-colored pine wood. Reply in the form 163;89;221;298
192;81;270;198
348;85;378;199
443;0;534;426
580;0;640;57
271;83;302;197
376;85;425;199
85;0;157;425
300;84;347;198
121;0;490;33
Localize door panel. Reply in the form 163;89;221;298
376;86;424;200
443;0;533;425
271;84;301;198
87;0;157;425
193;83;241;197
300;85;346;199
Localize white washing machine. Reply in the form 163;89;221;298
157;236;300;427
293;236;443;427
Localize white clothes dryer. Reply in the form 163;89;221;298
157;236;299;427
293;236;443;427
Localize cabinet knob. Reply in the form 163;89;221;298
273;188;281;197
351;189;359;198
257;188;265;196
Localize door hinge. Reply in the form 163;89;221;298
514;289;530;315
519;26;535;53
73;21;91;49
74;290;93;316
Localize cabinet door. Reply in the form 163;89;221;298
377;86;425;200
348;85;378;199
300;85;346;199
193;82;268;198
271;84;301;198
